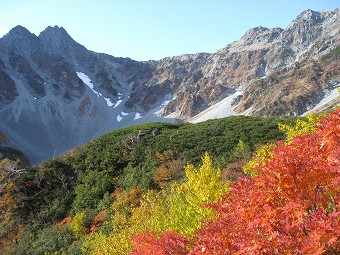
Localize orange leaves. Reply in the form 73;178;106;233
57;216;72;229
189;109;340;254
154;149;184;188
130;231;190;255
111;187;142;214
90;210;107;232
154;159;183;189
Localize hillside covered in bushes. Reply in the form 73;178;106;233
0;112;339;254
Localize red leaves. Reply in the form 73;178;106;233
130;231;190;255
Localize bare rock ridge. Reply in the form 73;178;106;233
0;9;339;163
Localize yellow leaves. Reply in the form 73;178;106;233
82;231;133;255
130;153;228;238
183;152;228;207
130;189;168;233
82;152;229;254
163;153;228;237
70;211;86;239
81;232;132;255
278;114;319;143
243;144;276;177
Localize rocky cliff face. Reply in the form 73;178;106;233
0;26;154;163
162;9;339;119
0;9;339;163
232;9;340;116
123;9;339;120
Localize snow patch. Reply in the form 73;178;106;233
121;111;129;116
134;113;142;119
76;72;100;97
104;97;114;107
77;72;115;107
114;100;122;108
188;89;243;123
117;115;123;122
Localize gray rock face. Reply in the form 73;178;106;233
0;67;18;104
0;9;339;163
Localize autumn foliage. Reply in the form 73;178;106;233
2;111;338;254
130;231;190;255
131;109;340;254
81;153;228;255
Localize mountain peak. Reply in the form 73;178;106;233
39;25;74;42
0;8;338;164
0;25;40;54
38;25;86;54
295;9;323;23
231;26;283;49
299;9;318;16
39;25;69;37
3;25;37;40
9;25;30;33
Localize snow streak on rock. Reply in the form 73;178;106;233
77;72;99;96
104;97;114;107
114;100;122;108
77;72;114;107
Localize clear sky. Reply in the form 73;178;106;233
0;0;338;61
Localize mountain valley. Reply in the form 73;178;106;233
0;8;339;163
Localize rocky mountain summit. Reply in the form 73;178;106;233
0;9;339;163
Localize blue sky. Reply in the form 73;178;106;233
0;0;338;61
